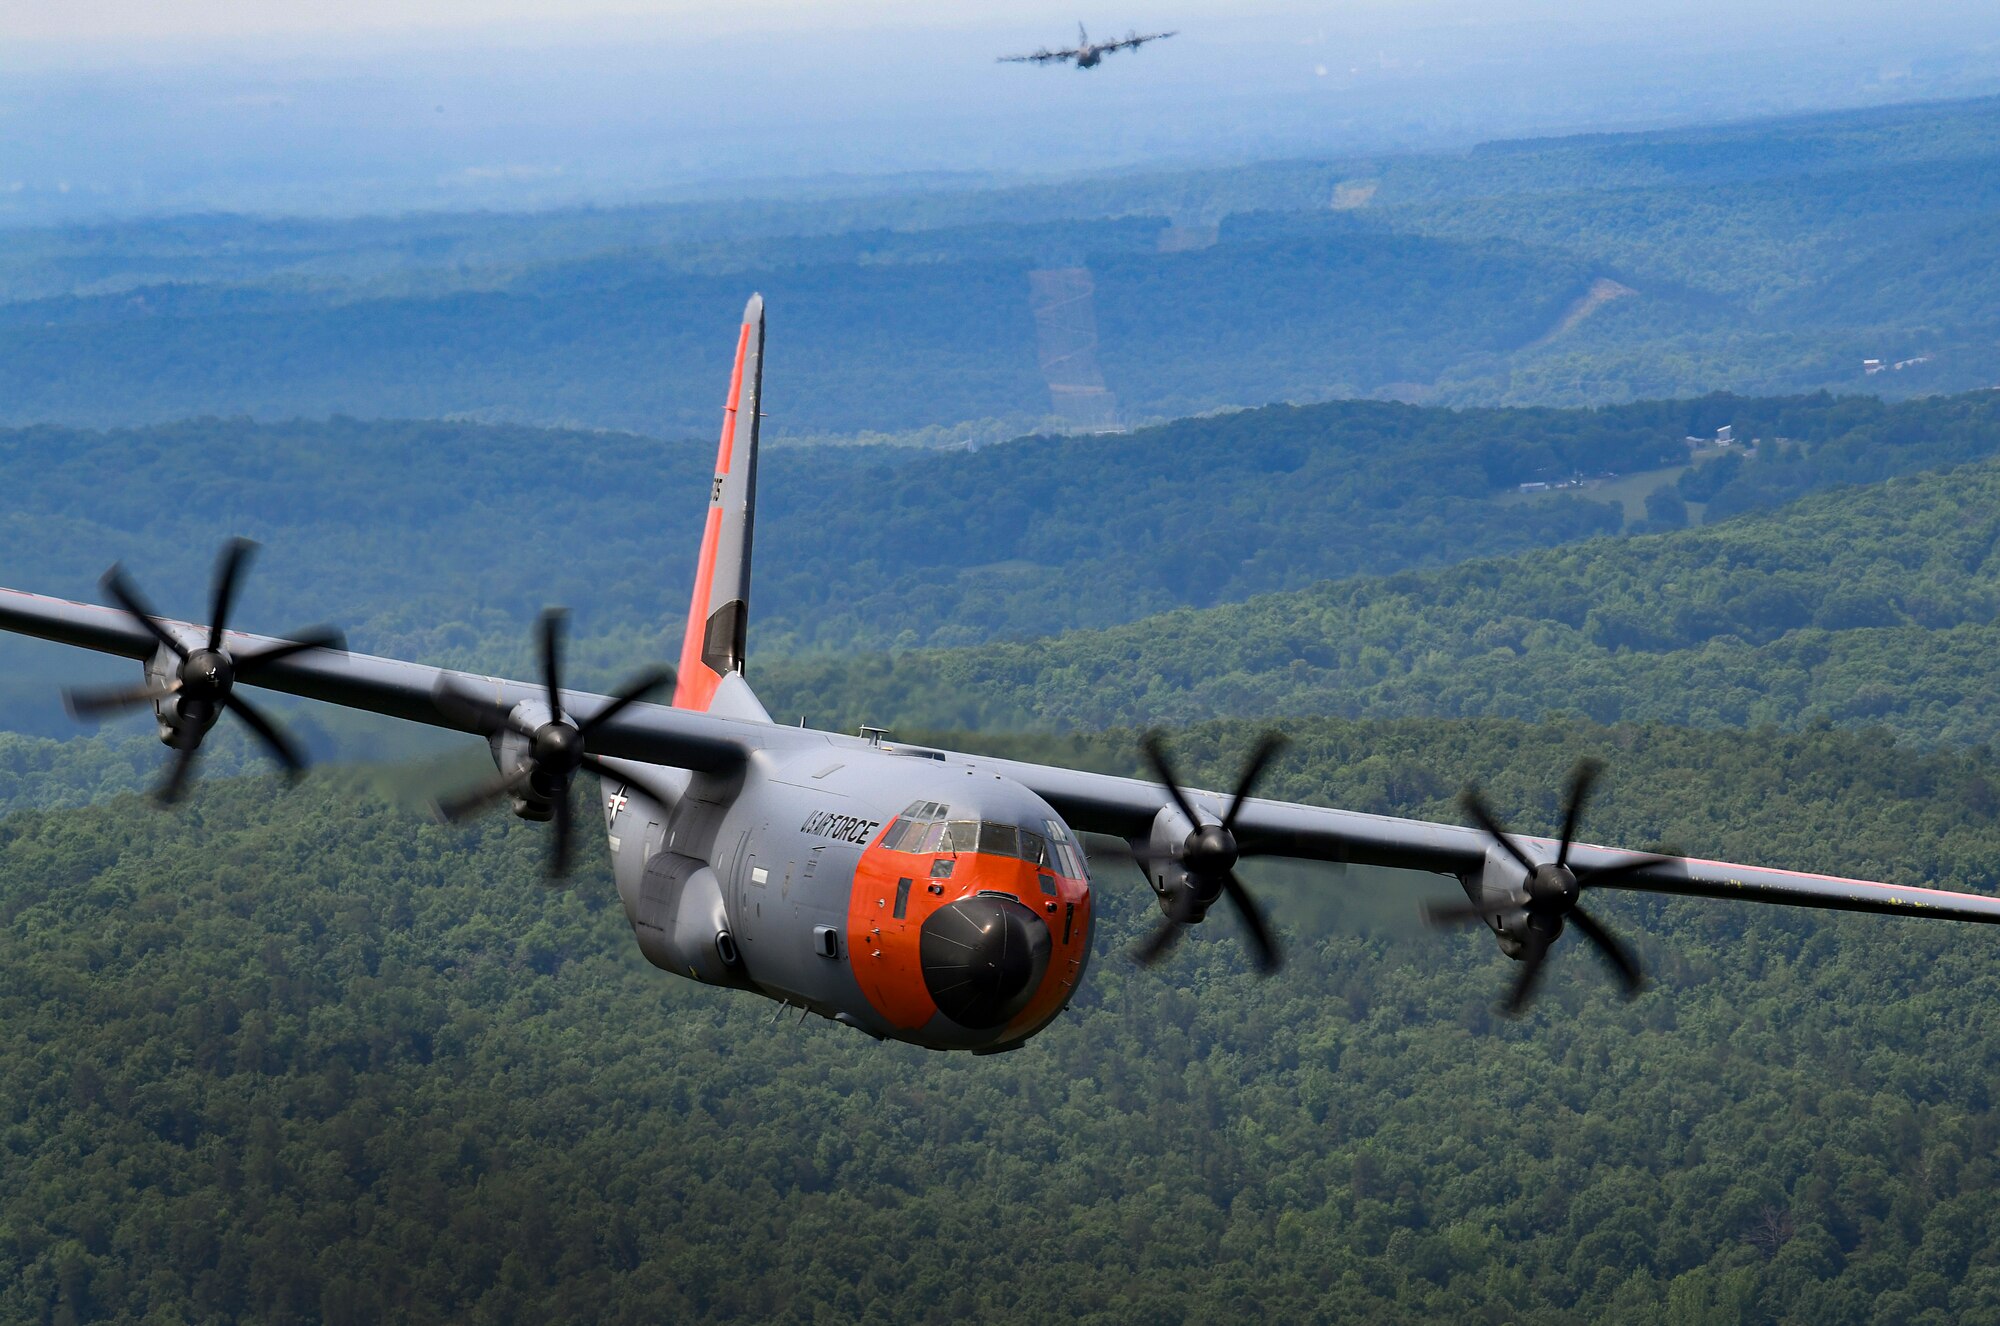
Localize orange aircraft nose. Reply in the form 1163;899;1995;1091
918;895;1051;1029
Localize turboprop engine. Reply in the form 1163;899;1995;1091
1103;732;1290;973
62;539;343;802
1427;761;1673;1014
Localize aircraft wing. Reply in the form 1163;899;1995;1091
999;48;1074;63
9;578;2000;925
963;747;2000;925
0;585;756;774
1111;30;1176;51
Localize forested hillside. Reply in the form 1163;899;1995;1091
752;445;2000;743
3;389;1993;682
6;718;2000;1322
0;223;1596;436
7;97;2000;436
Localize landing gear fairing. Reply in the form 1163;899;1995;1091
6;295;2000;1053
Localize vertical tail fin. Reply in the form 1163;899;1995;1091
674;294;764;714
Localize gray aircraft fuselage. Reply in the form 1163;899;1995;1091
604;736;1097;1054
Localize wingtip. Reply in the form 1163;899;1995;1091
743;292;764;323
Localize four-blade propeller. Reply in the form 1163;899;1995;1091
64;538;345;803
1108;730;1289;974
432;608;679;878
67;540;676;877
1426;759;1673;1014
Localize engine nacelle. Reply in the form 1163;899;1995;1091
1460;843;1534;959
491;701;557;821
1136;803;1215;921
143;643;218;748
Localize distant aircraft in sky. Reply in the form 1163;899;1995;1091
1000;23;1176;70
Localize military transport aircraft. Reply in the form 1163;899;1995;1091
999;23;1176;70
4;294;2000;1054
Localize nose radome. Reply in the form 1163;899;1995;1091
919;895;1051;1029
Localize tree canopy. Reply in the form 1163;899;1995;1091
6;717;2000;1322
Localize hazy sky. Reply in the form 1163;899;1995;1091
12;1;1454;46
5;1;2000;222
11;0;1238;48
17;0;1998;55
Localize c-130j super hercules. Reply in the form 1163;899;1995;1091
7;295;2000;1053
999;23;1175;70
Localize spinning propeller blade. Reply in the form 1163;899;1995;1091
1127;730;1287;973
66;540;344;803
432;609;679;878
1431;759;1672;1014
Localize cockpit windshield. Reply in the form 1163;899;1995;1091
881;802;1088;877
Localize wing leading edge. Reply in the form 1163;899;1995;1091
963;747;2000;926
9;581;2000;926
0;586;755;774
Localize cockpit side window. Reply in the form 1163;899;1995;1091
1043;818;1087;878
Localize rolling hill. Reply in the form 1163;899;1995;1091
6;97;2000;437
750;446;2000;746
3;390;1998;741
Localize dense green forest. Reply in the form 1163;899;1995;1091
11;92;2000;1324
6;97;2000;436
2;388;1993;703
0;397;1635;715
751;441;2000;742
7;717;2000;1322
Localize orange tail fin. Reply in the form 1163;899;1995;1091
674;294;764;712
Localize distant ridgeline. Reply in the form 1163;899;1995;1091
0;388;1997;751
5;96;2000;435
0;389;1993;689
754;439;2000;748
0;220;1585;437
